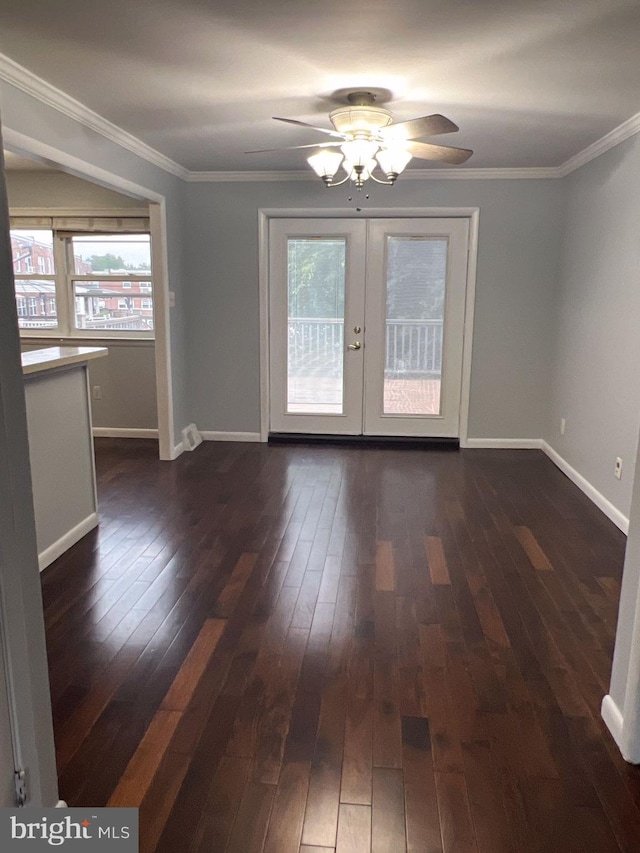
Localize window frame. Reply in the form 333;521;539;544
13;223;155;340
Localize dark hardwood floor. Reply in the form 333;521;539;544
41;438;640;852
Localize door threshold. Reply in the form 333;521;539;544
268;433;460;450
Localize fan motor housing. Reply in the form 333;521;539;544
329;106;393;135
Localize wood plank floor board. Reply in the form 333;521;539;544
301;675;347;848
41;441;636;852
371;767;407;853
225;780;276;853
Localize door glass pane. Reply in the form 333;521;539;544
384;237;448;415
287;239;346;414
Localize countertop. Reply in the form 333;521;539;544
22;346;108;376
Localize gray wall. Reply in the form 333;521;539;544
544;135;640;728
546;135;640;520
87;342;157;429
0;79;189;442
184;178;565;437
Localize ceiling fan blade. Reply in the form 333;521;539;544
273;117;345;139
380;114;459;141
246;141;343;154
405;140;473;165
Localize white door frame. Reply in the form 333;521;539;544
2;127;176;461
258;207;479;444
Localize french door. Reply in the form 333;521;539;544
269;217;470;437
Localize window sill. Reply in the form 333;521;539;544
20;335;155;347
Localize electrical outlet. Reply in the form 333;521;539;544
615;457;623;480
92;385;102;400
560;417;566;436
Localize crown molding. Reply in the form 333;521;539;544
186;165;561;182
186;169;312;182
0;53;189;180
410;166;561;180
556;110;640;177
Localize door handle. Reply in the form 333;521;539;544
347;341;361;350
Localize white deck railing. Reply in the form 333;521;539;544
288;317;443;376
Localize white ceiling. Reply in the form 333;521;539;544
1;0;640;172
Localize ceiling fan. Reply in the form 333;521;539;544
246;91;473;188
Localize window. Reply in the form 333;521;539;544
11;229;58;330
12;222;154;338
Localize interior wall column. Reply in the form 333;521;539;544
603;426;640;762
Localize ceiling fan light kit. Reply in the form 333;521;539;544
247;91;473;191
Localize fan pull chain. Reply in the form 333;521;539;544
347;181;370;213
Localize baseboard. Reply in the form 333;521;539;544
462;437;543;449
38;512;98;572
602;694;625;755
170;441;185;459
200;431;262;443
541;441;629;534
92;428;159;439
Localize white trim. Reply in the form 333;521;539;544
38;512;98;572
4;129;175;464
462;438;543;449
458;211;479;448
258;207;479;445
10;207;149;218
558;111;640;177
541;441;629;534
258;210;270;442
22;337;155;349
0;54;188;179
259;206;482;219
92;428;158;439
187;166;560;182
170;441;185;459
189;170;311;183
601;694;625;755
200;431;262;443
149;202;175;461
